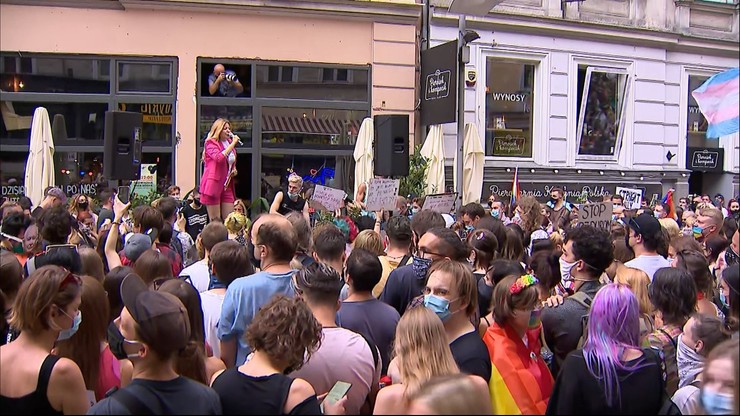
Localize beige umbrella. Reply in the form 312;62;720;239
454;123;485;205
420;124;445;195
24;107;55;207
353;117;374;197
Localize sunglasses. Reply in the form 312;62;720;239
59;270;82;291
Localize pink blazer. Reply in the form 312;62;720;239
199;139;234;196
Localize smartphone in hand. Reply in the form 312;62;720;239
118;186;131;204
325;381;352;405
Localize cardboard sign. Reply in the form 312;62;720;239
615;187;643;210
311;184;346;212
422;193;458;214
580;202;613;231
365;178;400;211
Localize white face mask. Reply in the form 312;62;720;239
559;257;578;284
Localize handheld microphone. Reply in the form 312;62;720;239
229;132;243;146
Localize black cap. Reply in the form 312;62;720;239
627;213;662;238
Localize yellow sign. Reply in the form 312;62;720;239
118;103;172;125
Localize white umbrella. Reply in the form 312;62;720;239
353;117;374;197
420;124;445;195
454;123;485;205
24;107;55;207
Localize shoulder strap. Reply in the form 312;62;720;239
357;332;380;372
399;254;411;267
658;328;678;349
111;387;155;415
26;255;37;276
36;354;61;397
569;291;593;309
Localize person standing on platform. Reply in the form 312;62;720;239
199;118;239;222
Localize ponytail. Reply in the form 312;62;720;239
176;340;207;385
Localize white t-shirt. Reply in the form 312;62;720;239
625;254;671;281
200;290;226;360
290;327;378;415
180;260;210;293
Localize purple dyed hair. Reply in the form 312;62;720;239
583;283;650;407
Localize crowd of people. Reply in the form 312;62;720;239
0;173;738;415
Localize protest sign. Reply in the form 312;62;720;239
580;202;613;231
422;193;458;214
366;178;400;211
133;164;157;197
615;187;643;210
310;184;346;212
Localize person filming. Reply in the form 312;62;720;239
208;64;244;97
200;118;239;222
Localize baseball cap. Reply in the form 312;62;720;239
124;233;153;262
627;213;661;238
120;273;190;355
46;187;67;204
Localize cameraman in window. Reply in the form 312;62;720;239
208;64;244;97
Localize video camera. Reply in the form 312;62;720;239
224;73;237;82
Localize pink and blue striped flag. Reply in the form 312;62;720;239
692;67;739;138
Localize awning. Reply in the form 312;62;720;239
262;115;361;136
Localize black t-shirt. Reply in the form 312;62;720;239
182;203;209;241
277;191;306;216
97;208;115;229
546;349;663;415
477;278;494;319
88;377;222;415
449;330;492;382
212;368;321;415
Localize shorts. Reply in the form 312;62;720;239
200;179;235;205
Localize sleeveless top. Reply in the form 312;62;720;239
278;191;306;216
211;369;295;414
95;345;121;401
0;354;64;415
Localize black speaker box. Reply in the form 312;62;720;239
104;111;143;181
374;114;409;177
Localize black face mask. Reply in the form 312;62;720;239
193;198;201;207
247;239;261;269
78;202;89;210
107;321;127;360
726;247;739;266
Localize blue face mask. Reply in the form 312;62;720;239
411;208;419;216
719;291;729;309
491;209;500;218
424;294;452;322
701;389;734;415
465;225;474;233
57;309;82;341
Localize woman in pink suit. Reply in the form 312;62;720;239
200;118;240;221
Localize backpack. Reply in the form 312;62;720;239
569;291;594;349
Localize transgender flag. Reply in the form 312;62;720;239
692;67;739;139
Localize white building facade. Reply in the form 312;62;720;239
429;0;739;202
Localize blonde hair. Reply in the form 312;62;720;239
698;207;724;227
614;266;653;316
659;218;681;241
224;212;249;235
394;307;459;397
206;118;230;142
408;374;493;415
353;230;384;256
288;173;303;186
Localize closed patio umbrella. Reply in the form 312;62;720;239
454;123;485;205
420;124;445;195
353;117;374;197
24;107;55;207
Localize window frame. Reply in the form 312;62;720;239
575;65;632;162
115;60;174;95
478;48;549;164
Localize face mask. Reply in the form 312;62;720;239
411;208;419;216
700;390;734;415
412;256;433;280
719;291;729;309
488;201;493;208
559;257;578;283
465;225;474;233
288;192;299;200
549;197;557;204
193;198;201;206
123;338;143;360
693;225;704;239
78;202;88;210
57;309;82;341
654;211;662;219
423;294;452;322
491;209;500;218
528;306;543;329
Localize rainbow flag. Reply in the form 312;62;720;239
511;166;521;207
692;67;739;138
483;322;553;415
662;188;676;220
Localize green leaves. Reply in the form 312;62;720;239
399;145;429;199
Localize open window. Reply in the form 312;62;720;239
576;66;631;160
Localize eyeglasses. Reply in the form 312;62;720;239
59;271;82;291
418;248;446;258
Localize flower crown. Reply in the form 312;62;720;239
510;274;539;295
